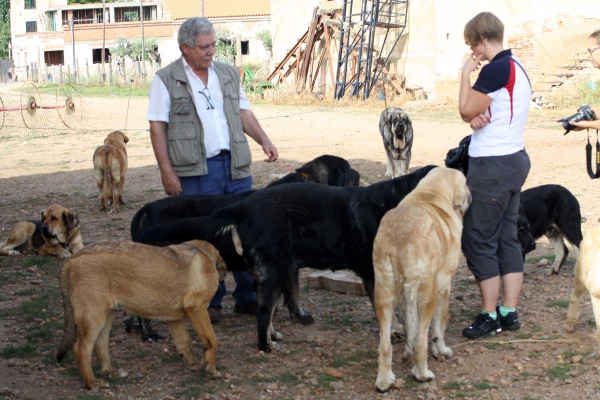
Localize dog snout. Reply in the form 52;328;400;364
42;225;50;237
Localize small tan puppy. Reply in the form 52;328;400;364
373;167;471;392
0;204;83;258
56;239;226;389
565;224;600;355
93;131;129;213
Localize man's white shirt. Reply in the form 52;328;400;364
147;58;251;158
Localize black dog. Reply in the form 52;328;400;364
131;155;360;241
517;184;583;274
140;165;436;352
129;155;359;341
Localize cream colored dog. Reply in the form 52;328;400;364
56;239;226;389
373;167;471;392
93;131;129;213
565;224;600;355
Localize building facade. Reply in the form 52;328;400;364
9;0;271;81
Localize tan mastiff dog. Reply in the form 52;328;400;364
56;239;226;389
373;167;471;392
93;130;129;213
565;224;600;355
0;204;83;258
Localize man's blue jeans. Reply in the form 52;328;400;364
179;152;256;308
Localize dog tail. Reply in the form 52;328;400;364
138;202;246;247
102;153;113;204
56;260;77;362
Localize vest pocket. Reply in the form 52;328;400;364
231;134;251;169
167;122;199;167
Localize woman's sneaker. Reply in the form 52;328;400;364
462;313;502;339
497;306;521;330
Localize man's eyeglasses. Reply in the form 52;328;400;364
199;87;215;110
587;46;600;55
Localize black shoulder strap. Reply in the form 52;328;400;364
585;129;600;179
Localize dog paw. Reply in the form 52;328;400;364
375;372;396;393
184;359;203;371
142;332;165;342
432;345;453;360
296;313;315;325
86;379;110;389
207;369;222;379
100;368;119;378
564;320;576;334
8;250;20;256
411;366;434;382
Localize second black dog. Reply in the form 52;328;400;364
517;184;583;274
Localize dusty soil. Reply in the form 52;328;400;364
0;88;599;400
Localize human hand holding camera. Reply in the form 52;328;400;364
558;105;599;134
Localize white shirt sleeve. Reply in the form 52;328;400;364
239;84;251;110
147;75;171;122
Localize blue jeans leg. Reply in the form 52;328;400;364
231;270;256;305
183;152;254;307
209;281;227;309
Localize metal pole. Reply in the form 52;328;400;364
140;0;146;76
70;17;75;76
102;0;106;82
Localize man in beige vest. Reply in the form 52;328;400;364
147;17;278;323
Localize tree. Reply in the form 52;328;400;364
215;27;236;65
257;29;272;54
0;0;10;59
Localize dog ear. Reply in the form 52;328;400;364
41;211;45;222
62;211;78;230
121;132;130;144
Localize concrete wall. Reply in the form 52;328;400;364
270;0;600;98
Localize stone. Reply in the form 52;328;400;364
325;367;343;378
330;381;344;391
306;271;367;296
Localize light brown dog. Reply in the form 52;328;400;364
93;131;129;213
565;224;600;355
56;239;226;389
373;167;471;392
0;204;83;258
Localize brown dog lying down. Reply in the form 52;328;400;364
0;204;83;258
373;167;471;392
565;224;600;356
56;240;226;389
93;131;129;213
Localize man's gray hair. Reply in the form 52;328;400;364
178;17;215;48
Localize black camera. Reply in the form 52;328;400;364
558;104;597;135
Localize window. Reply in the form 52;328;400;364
143;6;156;21
72;9;96;24
25;21;37;33
241;41;249;55
44;50;64;66
93;48;111;64
115;7;139;22
62;10;69;24
25;0;35;9
46;11;56;31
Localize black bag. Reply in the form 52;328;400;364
445;135;471;175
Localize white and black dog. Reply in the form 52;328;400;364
379;107;413;177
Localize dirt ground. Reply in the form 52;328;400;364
1;89;600;400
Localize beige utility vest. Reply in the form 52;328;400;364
156;58;252;179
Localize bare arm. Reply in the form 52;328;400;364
570;118;600;130
149;121;181;196
240;109;279;162
459;54;492;122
